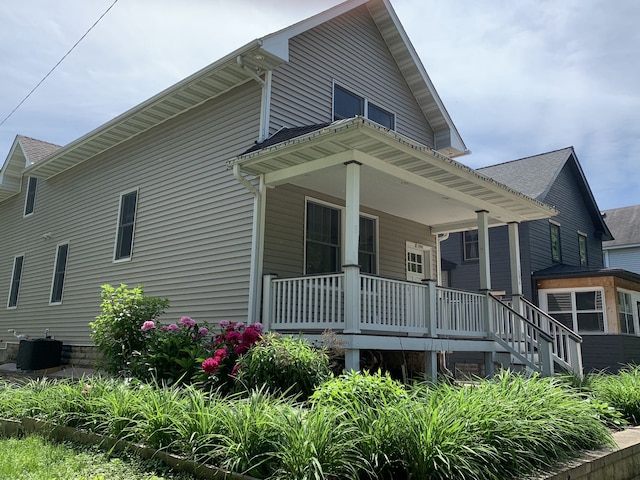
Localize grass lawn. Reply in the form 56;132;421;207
0;435;198;480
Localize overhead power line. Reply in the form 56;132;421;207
0;0;119;128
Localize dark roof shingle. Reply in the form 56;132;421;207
602;205;640;247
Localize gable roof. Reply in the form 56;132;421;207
602;205;640;248
0;135;61;201
478;147;612;240
21;0;466;181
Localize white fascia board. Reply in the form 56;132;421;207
260;0;369;61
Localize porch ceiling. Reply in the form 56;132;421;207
228;117;558;233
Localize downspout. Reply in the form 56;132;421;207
232;56;272;323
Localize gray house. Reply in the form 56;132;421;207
0;0;580;377
439;148;640;373
603;205;640;275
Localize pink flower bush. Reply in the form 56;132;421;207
141;321;156;332
198;327;209;336
200;321;264;390
180;316;196;328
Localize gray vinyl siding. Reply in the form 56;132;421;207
581;335;640;373
263;183;434;280
528;162;604;273
441;161;606;301
269;5;435;146
606;248;640;275
0;81;262;345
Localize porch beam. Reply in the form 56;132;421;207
264;150;357;185
477;210;491;291
350;150;532;225
430;217;504;235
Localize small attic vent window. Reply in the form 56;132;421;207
333;84;395;130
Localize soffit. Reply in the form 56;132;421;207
229;117;556;233
26;43;284;179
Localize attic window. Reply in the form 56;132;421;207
333;84;395;130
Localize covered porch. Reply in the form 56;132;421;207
228;117;580;376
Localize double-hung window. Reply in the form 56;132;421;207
7;255;24;308
24;177;38;216
578;232;588;266
463;230;479;261
550;222;561;263
543;289;605;333
114;190;138;261
305;200;378;275
333;84;395;130
50;243;69;304
619;291;636;334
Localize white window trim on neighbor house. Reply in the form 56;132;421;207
304;197;379;275
550;220;562;263
618;288;640;336
49;242;69;305
578;231;588;266
332;82;396;130
539;286;607;334
7;254;24;309
463;230;479;261
23;176;38;217
113;188;139;262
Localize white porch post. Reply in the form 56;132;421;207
477;210;491;292
477;210;494;376
343;160;361;371
508;222;523;314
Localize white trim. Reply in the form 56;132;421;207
332;81;396;130
303;196;379;275
549;219;561;227
617;288;640;336
6;254;25;309
22;176;37;218
539;287;608;334
49;241;70;306
112;188;139;263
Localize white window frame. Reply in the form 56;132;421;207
539;287;608;334
463;230;479;261
7;254;25;309
578;231;588;266
332;82;396;130
23;176;38;217
113;188;139;263
49;242;70;305
303;197;379;275
618;288;640;336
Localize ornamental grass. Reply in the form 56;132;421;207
0;369;622;480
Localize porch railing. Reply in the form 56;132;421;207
518;296;583;375
489;295;554;374
266;273;345;331
359;274;430;334
435;287;485;337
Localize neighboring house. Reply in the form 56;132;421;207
440;147;640;373
602;205;640;275
0;0;578;377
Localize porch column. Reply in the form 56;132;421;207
477;210;491;291
508;222;523;314
343;161;361;370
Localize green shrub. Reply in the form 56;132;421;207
234;334;331;400
89;284;169;376
589;364;640;424
132;316;211;386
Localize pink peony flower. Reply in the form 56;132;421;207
202;357;220;374
179;316;196;328
198;327;209;336
225;331;241;344
234;322;245;331
234;344;249;355
219;320;230;328
214;347;228;359
141;321;156;332
251;322;264;333
167;323;179;331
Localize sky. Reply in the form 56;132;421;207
0;0;638;211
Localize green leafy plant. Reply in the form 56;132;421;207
132;316;211;385
90;284;169;376
234;333;331;400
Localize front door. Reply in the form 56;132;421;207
406;242;430;283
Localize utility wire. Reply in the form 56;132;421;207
0;0;119;128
